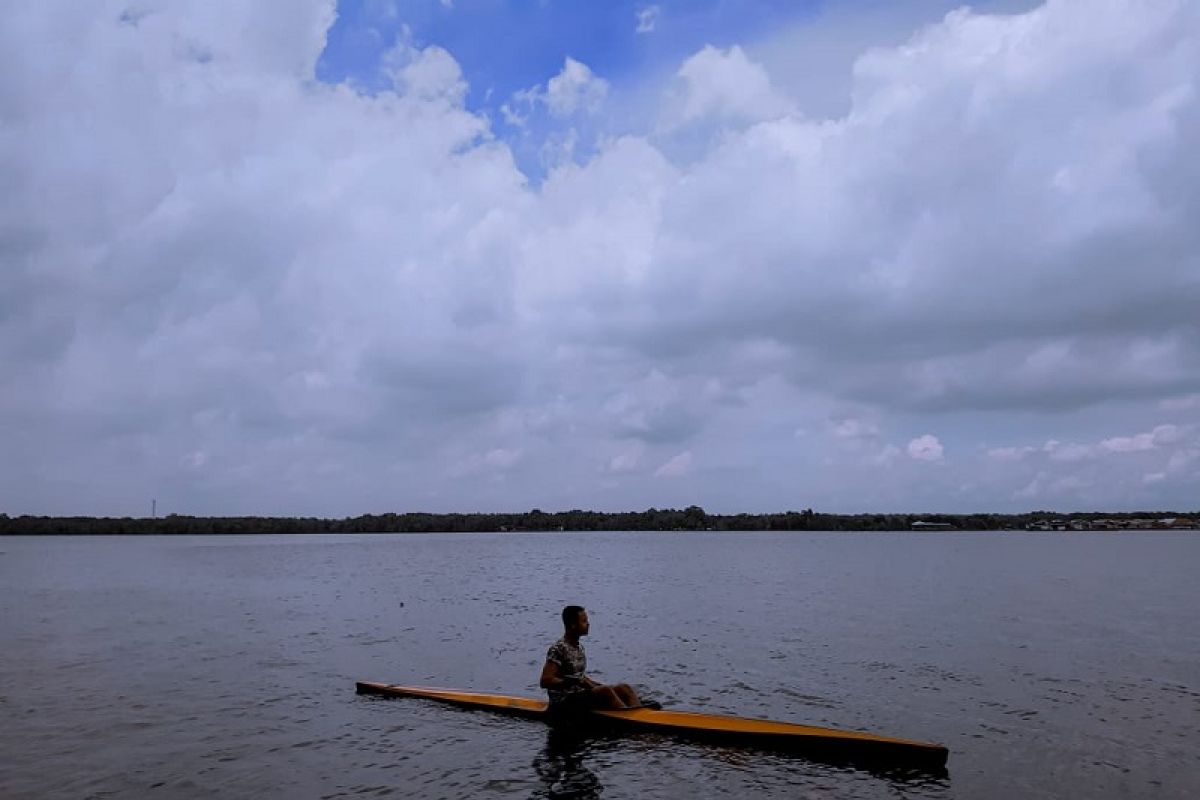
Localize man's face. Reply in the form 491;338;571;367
574;610;590;637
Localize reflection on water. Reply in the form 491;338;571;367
682;735;954;787
531;728;603;799
525;704;951;799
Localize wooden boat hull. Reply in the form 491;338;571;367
354;681;948;768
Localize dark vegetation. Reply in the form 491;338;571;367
0;507;1194;534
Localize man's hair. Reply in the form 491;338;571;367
561;605;586;628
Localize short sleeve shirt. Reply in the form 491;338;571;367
545;638;587;705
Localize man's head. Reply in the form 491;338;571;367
561;605;589;637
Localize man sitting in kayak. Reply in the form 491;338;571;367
539;605;660;710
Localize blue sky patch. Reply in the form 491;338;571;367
317;0;821;111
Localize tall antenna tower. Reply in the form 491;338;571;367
152;499;157;519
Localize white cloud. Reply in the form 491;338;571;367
4;0;1200;514
382;40;466;102
622;0;1200;420
654;451;694;478
499;101;528;129
1040;424;1189;460
907;435;944;462
666;45;795;127
1099;424;1181;453
502;56;609;139
985;421;1200;508
636;6;661;35
543;57;610;117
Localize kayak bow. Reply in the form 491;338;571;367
354;681;948;768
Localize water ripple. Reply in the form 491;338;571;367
1;532;1198;798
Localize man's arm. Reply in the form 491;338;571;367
540;659;598;690
540;659;570;690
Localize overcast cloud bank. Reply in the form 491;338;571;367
2;0;1198;515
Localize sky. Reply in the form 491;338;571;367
2;0;1199;517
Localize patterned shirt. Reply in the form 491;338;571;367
545;638;588;705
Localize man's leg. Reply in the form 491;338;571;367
587;685;628;708
613;683;661;709
611;683;642;706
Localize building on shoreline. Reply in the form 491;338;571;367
1025;517;1197;531
910;521;956;530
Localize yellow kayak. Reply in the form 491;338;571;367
354;681;948;767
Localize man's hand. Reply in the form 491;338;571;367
540;658;601;691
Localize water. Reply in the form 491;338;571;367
1;532;1197;799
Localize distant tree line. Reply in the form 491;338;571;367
0;507;1194;535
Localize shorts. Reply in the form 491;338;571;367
548;689;597;714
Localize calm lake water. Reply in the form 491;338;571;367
1;532;1198;799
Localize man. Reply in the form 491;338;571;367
539;605;660;710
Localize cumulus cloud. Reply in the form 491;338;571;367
4;0;1200;515
1039;425;1191;462
381;37;466;101
907;435;944;462
621;0;1200;422
665;45;795;127
1099;425;1179;453
991;422;1200;505
1;0;528;513
511;57;609;119
547;57;609;116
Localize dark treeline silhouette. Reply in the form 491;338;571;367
0;507;1194;535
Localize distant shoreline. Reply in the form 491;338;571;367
2;508;1197;535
